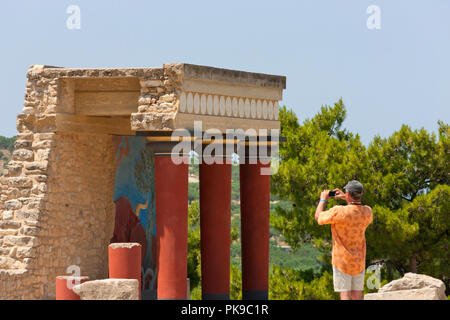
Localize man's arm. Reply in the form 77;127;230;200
315;190;330;222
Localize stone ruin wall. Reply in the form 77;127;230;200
0;63;284;299
0;64;182;299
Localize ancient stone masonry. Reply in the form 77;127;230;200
0;63;286;300
0;66;139;299
131;63;183;131
0;66;59;299
131;63;284;133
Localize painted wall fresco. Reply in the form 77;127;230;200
112;136;157;300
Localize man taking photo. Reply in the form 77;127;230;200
314;180;373;300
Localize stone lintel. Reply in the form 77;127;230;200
175;63;286;89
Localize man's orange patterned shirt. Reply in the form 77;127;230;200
318;205;373;275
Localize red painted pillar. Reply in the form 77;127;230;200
155;156;188;299
109;243;142;299
55;276;89;300
200;162;231;300
240;161;271;300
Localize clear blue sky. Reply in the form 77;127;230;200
1;0;449;144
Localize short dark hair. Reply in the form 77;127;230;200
349;191;362;201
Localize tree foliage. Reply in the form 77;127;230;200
186;107;449;299
271;98;367;249
272;99;449;292
269;266;338;300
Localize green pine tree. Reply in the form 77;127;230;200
271;99;449;293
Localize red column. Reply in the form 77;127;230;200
155;156;188;299
109;243;142;299
240;161;271;300
56;276;89;300
200;162;231;300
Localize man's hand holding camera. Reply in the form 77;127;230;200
316;188;346;221
331;188;346;200
320;188;345;202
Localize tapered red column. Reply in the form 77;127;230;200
155;156;189;299
200;162;231;300
240;161;271;300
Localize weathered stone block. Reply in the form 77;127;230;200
364;288;442;300
24;161;48;175
8;177;33;188
138;105;148;113
378;272;446;300
0;229;18;236
2;211;14;220
22;258;34;268
16;133;34;141
159;94;175;103
0;221;21;229
138;95;152;105
15;247;37;259
5;200;22;210
16;209;39;220
38;183;47;193
20;189;31;197
12;149;34;161
32;175;48;183
35;149;50;161
26;199;45;210
72;279;139;300
6;163;23;177
0;256;22;269
20;226;40;236
22;107;36;115
16;114;36;132
14;140;32;149
32;140;52;150
3;235;37;247
23;220;40;227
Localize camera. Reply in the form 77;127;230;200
328;191;336;197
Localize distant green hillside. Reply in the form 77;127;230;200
0;136;16;176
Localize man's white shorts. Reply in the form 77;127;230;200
332;266;365;292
